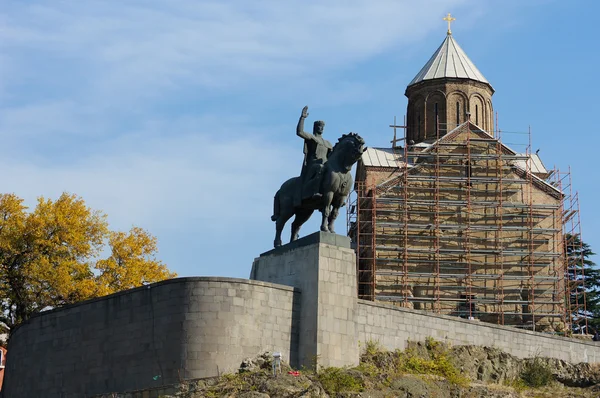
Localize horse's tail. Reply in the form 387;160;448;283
271;190;280;222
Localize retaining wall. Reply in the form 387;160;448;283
357;299;600;363
3;277;300;398
5;233;600;398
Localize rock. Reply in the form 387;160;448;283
450;346;522;384
239;351;291;374
466;384;520;397
261;372;323;397
238;392;270;398
539;358;600;387
93;343;600;398
391;375;438;397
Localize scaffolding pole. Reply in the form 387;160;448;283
348;120;576;333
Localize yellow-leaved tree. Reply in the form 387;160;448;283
0;193;176;332
95;227;173;296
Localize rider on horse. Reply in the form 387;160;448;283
295;106;333;206
271;107;365;247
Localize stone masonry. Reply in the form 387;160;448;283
251;232;360;369
4;233;600;398
2;278;299;398
357;299;600;364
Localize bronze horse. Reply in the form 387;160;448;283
271;133;366;247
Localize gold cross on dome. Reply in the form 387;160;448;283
443;13;456;35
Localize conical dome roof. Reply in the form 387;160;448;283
408;33;491;89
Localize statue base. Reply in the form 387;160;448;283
251;232;359;369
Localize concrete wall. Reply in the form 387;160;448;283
5;234;600;398
251;232;359;369
3;277;299;398
357;299;600;364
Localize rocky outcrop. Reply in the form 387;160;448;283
448;344;600;388
93;345;600;398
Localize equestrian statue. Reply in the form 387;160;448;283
271;106;366;247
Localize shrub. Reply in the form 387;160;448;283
398;338;469;386
503;377;528;392
521;357;554;388
364;340;383;356
318;367;363;394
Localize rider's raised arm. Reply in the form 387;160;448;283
296;105;313;140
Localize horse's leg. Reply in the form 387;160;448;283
273;191;282;247
273;177;301;248
271;190;280;222
290;208;314;242
328;197;345;233
274;203;294;247
290;214;300;242
275;210;293;248
320;191;334;232
274;217;283;247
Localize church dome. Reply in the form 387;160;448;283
408;33;492;91
404;19;495;143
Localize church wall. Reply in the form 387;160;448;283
406;95;425;142
486;98;494;132
469;94;486;128
359;166;400;189
358;128;564;331
425;91;446;140
405;79;494;142
447;91;468;131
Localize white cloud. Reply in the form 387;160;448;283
0;124;297;231
2;1;474;100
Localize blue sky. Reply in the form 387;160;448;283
1;0;598;278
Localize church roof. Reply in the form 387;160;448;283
408;33;491;88
514;153;549;176
361;147;409;168
369;121;561;199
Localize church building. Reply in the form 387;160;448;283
349;16;579;333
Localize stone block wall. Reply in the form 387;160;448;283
5;234;600;398
251;232;359;369
3;277;299;398
357;300;600;363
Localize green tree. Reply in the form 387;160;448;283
565;233;600;333
0;192;176;332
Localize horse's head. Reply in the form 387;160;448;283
330;132;366;170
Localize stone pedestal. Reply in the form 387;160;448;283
251;232;359;369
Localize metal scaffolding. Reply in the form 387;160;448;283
348;118;582;334
552;167;588;333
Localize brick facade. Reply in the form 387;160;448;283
405;78;494;143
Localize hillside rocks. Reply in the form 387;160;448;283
448;344;600;387
93;344;600;398
451;345;523;384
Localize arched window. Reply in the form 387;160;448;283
476;105;479;125
427;94;446;139
434;103;439;135
456;102;460;126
